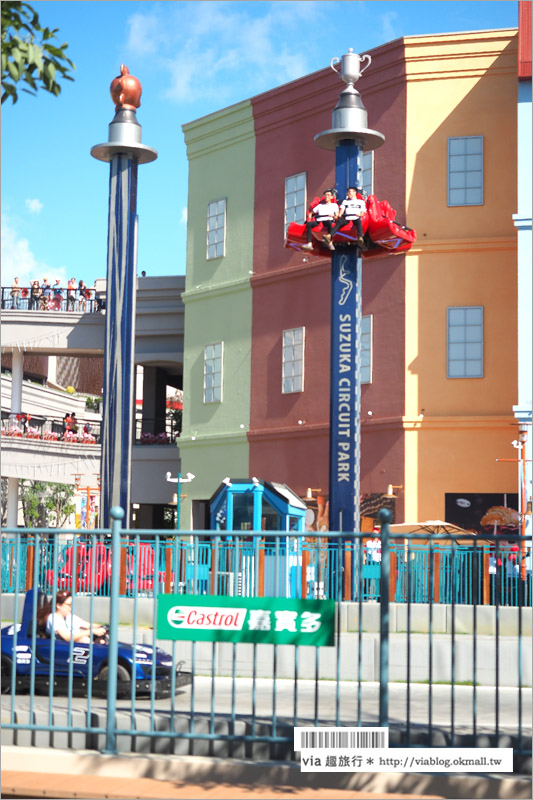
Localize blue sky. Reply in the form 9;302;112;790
2;1;518;289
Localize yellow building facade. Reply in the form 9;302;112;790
403;29;518;521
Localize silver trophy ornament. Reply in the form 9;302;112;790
331;49;371;85
315;48;384;151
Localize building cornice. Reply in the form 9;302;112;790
247;422;329;441
245;415;517;439
362;415;517;432
250;258;330;289
178;431;249;448
181;276;252;304
407;236;517;256
182;100;255;159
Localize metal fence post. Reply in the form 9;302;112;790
379;508;392;727
103;505;124;754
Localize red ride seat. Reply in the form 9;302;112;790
77;543;111;593
46;544;88;591
284;193;416;260
127;543;166;593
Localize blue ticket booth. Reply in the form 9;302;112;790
209;479;307;597
210;478;306;533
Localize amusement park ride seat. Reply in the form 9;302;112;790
285;193;416;259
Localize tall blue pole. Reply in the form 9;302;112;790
91;65;157;527
315;50;385;534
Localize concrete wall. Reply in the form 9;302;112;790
0;311;105;356
1;374;94;420
131;445;181;505
134;275;185;369
2;595;529;685
1;437;100;483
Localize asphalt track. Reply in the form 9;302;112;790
4;677;530;735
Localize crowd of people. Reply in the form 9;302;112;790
9;277;101;311
3;411;96;444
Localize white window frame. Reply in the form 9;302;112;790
282;327;305;394
447;306;484;378
447;136;483;207
206;199;226;260
361;314;373;384
203;342;223;403
284;173;307;234
361;152;374;196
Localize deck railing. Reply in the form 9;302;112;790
1;414;181;445
1;286;101;313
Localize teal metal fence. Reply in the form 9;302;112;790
3;533;531;606
1;509;531;763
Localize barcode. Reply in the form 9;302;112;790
295;727;388;750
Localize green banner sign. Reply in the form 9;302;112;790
157;595;335;647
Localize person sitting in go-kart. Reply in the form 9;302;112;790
36;590;108;644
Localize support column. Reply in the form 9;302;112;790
7;350;24;527
91;65;157;528
7;477;19;528
100;152;138;528
314;49;384;533
328;140;363;533
11;350;23;414
47;354;58;385
142;366;167;435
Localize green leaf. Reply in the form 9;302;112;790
2;2;75;102
24;70;36;89
7;60;19;80
44;44;63;58
43;60;55;82
33;49;43;73
11;45;22;67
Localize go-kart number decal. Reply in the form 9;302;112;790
70;646;89;664
16;645;32;664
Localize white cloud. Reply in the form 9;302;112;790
380;11;399;43
25;198;43;214
126;1;322;105
180;207;188;225
1;215;67;288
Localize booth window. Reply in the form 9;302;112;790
447;136;483;206
282;327;305;394
447;306;483;378
361;314;372;384
204;342;223;402
284;173;306;234
361;152;373;195
207;199;226;259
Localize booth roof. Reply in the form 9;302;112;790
209;478;307;511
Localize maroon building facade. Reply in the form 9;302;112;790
248;40;409;522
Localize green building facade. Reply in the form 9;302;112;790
179;101;255;527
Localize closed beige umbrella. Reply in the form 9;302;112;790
388;520;490;546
